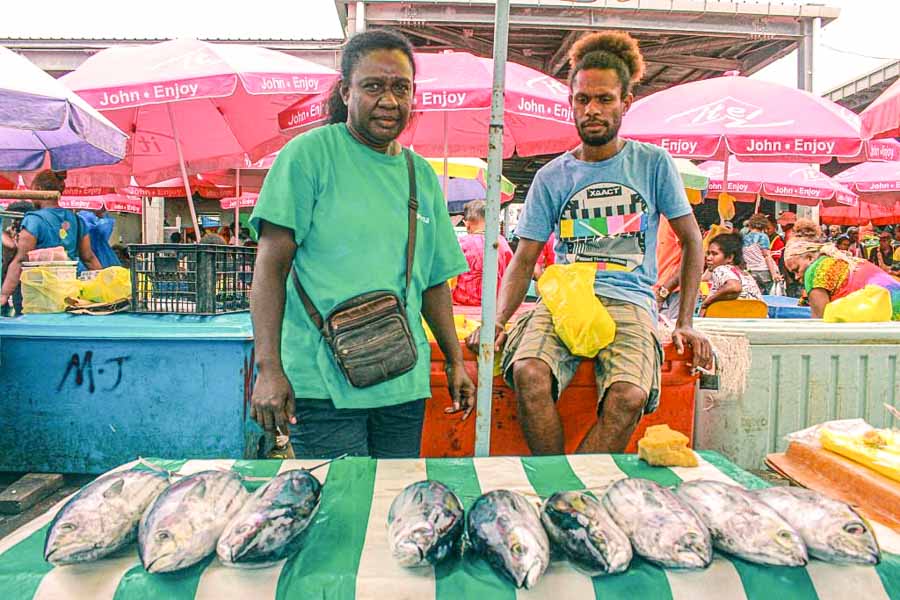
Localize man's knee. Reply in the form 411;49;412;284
602;383;647;423
512;359;553;400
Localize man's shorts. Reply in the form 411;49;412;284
501;297;663;414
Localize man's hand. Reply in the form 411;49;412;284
465;323;507;354
444;360;475;420
0;294;9;309
671;326;713;371
251;366;297;433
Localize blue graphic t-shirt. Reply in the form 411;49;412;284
21;208;86;269
515;141;692;316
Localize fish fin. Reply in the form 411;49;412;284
102;479;125;499
184;479;208;500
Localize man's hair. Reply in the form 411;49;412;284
463;200;486;222
567;31;645;96
169;231;183;243
5;200;35;214
327;29;416;124
200;233;227;245
31;170;65;193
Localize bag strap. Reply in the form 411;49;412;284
291;147;418;336
403;148;418;296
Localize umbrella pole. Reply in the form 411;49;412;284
166;104;201;241
754;193;761;213
234;168;241;246
442;112;450;202
475;0;510;458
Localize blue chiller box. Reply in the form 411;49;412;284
0;313;259;474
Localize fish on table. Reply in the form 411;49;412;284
540;490;632;576
139;470;249;573
467;489;550;589
217;469;322;567
44;470;170;565
677;480;808;567
387;480;464;568
602;478;712;570
753;486;880;565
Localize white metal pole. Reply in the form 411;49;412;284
474;0;510;458
166;103;201;241
234;168;241;245
442;112;450;203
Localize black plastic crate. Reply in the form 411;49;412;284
129;244;255;315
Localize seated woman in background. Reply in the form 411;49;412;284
700;232;762;316
784;237;900;320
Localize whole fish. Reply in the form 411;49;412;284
217;469;321;567
467;490;550;589
387;480;464;567
602;478;712;569
540;491;632;576
754;487;880;565
677;480;807;567
139;470;249;573
44;470;169;565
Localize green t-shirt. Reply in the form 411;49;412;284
250;124;468;409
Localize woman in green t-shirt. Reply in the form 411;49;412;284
250;30;474;459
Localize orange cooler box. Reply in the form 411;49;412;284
423;340;697;456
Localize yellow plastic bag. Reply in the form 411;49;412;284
423;314;481;342
80;267;132;304
537;263;616;358
20;268;82;314
823;285;892;323
717;192;736;221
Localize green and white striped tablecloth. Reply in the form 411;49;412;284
0;452;897;600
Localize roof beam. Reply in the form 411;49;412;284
395;25;543;70
363;2;812;38
641;37;743;58
646;54;741;72
739;40;797;76
545;30;580;77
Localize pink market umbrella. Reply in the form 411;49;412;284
120;177;238;200
220;193;259;210
821;161;900;225
59;192;141;214
61;38;337;235
621;74;866;164
699;158;858;207
278;50;578;159
860;78;900;140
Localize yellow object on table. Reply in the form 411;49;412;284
80;266;131;304
819;427;900;483
424;314;481;342
638;424;698;467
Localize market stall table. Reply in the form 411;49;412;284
0;453;896;599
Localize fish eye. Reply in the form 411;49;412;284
59;522;77;532
510;542;523;556
237;524;252;534
156;531;172;542
777;530;794;540
844;523;866;535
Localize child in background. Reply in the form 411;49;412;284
701;232;762;316
743;213;782;294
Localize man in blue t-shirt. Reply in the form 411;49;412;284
0;171;102;310
469;31;711;455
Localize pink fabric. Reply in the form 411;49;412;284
822;161;900;225
60;39;337;188
861;78;900;140
699;157;858;206
220;194;259;210
452;233;513;306
280;51;579;159
620;74;866;163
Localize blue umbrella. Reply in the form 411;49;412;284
0;47;127;171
